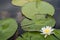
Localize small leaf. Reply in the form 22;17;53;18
17;32;57;40
22;1;55;19
45;35;57;40
54;29;60;39
0;18;18;40
12;0;34;6
21;18;34;26
21;17;55;31
17;32;44;40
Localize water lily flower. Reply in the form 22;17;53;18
40;26;54;38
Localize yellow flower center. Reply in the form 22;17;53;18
44;29;50;33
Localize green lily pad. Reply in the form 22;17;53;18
21;17;55;31
16;37;23;40
17;32;57;40
45;35;57;40
0;18;18;40
54;29;60;39
17;32;44;40
12;0;34;6
22;1;55;19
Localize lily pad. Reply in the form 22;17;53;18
21;17;55;31
0;18;18;40
54;29;60;39
16;32;57;40
21;18;34;26
22;1;55;19
12;0;34;6
17;32;44;40
45;35;57;40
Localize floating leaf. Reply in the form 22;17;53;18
17;32;57;40
17;32;44;40
22;1;55;19
16;37;23;40
21;17;55;31
0;18;18;40
21;18;34;26
12;0;34;6
54;29;60;39
45;35;57;40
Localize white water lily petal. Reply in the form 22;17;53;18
44;35;48;38
40;26;54;38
